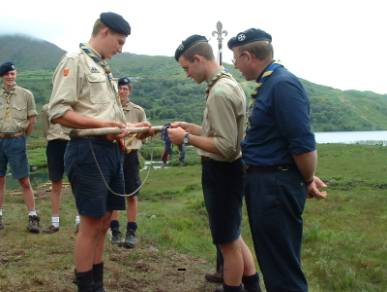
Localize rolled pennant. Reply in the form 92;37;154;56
70;125;164;137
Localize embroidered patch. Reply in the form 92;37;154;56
90;67;99;73
63;68;70;76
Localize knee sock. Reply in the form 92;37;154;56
51;216;60;228
242;273;261;292
92;262;104;290
75;269;94;292
127;221;137;232
75;215;80;225
223;283;243;292
110;220;120;233
28;210;37;217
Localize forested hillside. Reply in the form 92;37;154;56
2;34;387;131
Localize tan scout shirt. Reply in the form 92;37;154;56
122;101;147;150
48;46;125;125
41;104;70;141
199;70;246;162
0;85;37;133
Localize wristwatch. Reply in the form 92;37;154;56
183;132;190;145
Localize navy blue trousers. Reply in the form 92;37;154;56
244;168;308;292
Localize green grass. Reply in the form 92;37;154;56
1;144;386;291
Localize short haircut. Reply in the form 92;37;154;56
182;42;215;62
239;40;273;60
92;19;107;37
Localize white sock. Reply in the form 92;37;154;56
75;215;80;225
51;216;60;228
0;209;3;216
28;210;37;217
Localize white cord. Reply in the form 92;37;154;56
88;140;153;197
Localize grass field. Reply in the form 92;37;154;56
0;144;386;291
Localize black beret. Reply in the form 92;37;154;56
100;12;131;36
118;77;131;86
227;28;272;49
0;61;16;76
174;34;208;61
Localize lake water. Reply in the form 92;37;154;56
5;131;387;190
315;130;387;145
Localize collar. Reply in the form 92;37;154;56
1;84;16;94
252;60;283;98
206;67;224;84
80;43;103;60
205;67;232;96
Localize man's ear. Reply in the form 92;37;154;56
100;27;110;37
192;54;202;63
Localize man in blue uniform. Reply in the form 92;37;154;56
228;28;327;292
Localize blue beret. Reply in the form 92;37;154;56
118;77;131;86
174;35;208;61
100;12;131;36
227;28;272;49
0;61;16;76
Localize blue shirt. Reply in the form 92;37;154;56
241;66;316;166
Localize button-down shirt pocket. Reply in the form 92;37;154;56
11;102;27;121
86;73;110;104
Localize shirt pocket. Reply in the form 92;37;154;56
86;73;110;104
11;102;27;121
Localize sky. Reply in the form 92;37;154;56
1;0;386;94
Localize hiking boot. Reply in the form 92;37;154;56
42;225;59;233
123;229;136;248
111;231;122;245
27;215;40;233
0;215;4;230
205;270;223;283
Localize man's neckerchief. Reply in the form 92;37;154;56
205;70;233;97
79;43;120;99
80;43;113;79
1;85;15;105
247;60;283;128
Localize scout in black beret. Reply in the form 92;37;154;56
100;12;131;36
174;34;208;61
227;28;272;49
118;77;131;87
0;61;16;76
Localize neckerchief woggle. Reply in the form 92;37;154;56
247;60;283;128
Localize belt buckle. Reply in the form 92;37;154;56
278;165;289;171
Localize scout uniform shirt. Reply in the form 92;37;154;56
48;44;125;125
0;85;37;133
199;69;246;162
41;104;70;141
122;101;146;150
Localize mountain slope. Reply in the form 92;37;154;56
0;34;65;70
2;34;387;131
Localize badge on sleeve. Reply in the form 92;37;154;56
63;68;70;76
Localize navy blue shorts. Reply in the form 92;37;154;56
64;138;125;218
46;139;68;182
123;150;141;196
0;136;29;179
201;158;243;244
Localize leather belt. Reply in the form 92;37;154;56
0;132;24;138
245;164;294;173
201;156;212;162
73;136;116;143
